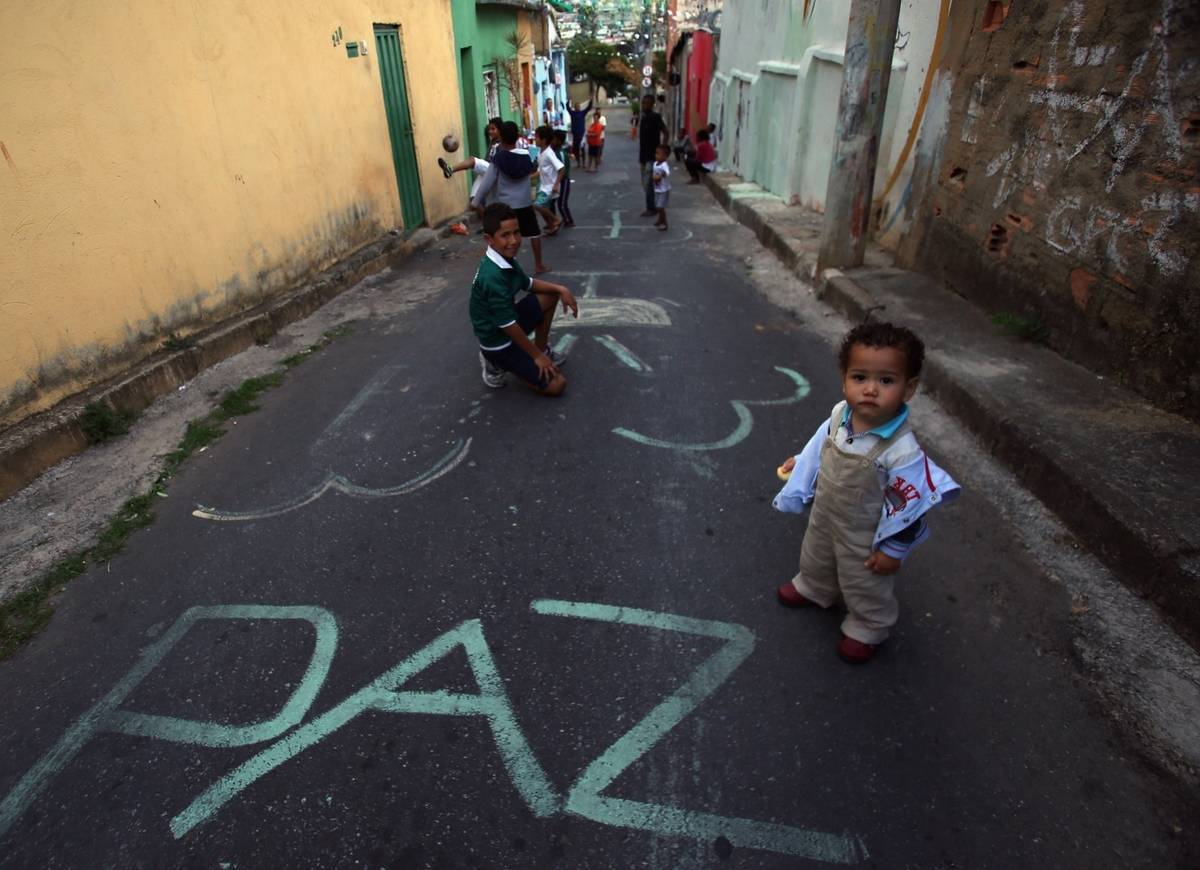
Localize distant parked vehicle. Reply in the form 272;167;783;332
613;95;629;105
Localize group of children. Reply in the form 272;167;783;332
449;118;580;398
454;107;679;400
453;117;958;666
440;118;576;274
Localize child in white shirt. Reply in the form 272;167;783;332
533;125;563;235
652;143;671;231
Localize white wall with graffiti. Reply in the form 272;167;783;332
708;0;942;212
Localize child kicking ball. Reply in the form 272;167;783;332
772;323;960;663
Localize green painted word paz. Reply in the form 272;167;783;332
0;600;865;862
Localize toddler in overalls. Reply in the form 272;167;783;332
773;323;960;663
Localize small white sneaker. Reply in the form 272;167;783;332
479;352;506;389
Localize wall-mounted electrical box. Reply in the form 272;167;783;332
346;41;360;58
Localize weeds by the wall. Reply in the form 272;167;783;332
79;401;137;444
0;323;356;661
992;312;1049;344
214;373;284;418
161;332;194;352
281;323;355;369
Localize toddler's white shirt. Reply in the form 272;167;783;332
653;160;671;193
773;401;961;551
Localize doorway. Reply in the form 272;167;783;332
459;47;481;157
483;68;500;121
373;25;425;229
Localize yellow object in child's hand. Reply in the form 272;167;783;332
776;465;792;481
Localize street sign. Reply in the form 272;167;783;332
642;64;653;77
642;77;653;88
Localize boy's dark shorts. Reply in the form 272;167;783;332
513;206;541;238
481;294;548;387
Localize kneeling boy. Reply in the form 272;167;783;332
471;203;578;396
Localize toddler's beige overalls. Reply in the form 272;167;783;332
789;405;910;645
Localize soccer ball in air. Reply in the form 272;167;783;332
442;134;460;153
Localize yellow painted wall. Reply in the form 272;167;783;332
0;0;464;427
516;10;537;130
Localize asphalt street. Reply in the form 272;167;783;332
0;128;1194;869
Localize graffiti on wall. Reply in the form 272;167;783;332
978;0;1198;279
1044;190;1200;278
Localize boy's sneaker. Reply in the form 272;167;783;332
479;352;506;389
776;583;812;608
543;345;566;367
837;635;877;664
438;157;454;179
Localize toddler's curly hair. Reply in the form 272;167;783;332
838;322;925;379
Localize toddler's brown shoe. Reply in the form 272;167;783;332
776;583;813;608
837;635;877;664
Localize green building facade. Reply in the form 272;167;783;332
451;0;528;158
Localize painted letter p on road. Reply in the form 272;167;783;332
0;605;338;840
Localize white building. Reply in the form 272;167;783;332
710;0;942;242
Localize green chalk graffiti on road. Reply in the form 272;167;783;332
170;618;556;838
613;366;812;451
593;334;652;372
0;598;865;862
531;599;865;863
0;605;337;840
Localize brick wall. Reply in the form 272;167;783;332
897;0;1200;420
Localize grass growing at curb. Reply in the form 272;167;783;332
992;312;1049;344
215;373;284;418
80;401;138;444
0;323;355;662
162;332;194;352
281;323;354;368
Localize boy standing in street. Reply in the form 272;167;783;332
772;322;961;663
567;96;593;163
532;125;563;236
635;94;668;217
542;97;562;130
652;143;671;231
471;204;577;396
551;130;575;227
471;121;551;273
586;109;607;171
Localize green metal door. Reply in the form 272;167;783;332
374;25;425;229
459;47;481;157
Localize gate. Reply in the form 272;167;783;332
374;25;424;229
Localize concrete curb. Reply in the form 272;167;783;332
704;174;1200;649
702;173;818;283
0;218;469;502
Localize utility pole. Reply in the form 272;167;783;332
816;0;903;273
